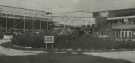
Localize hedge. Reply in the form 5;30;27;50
12;31;135;50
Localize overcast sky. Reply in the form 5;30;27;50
0;0;135;13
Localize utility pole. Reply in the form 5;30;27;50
5;14;8;33
23;16;26;32
39;20;42;31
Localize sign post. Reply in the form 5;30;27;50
44;36;55;48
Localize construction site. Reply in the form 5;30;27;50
0;5;95;34
0;0;135;63
0;5;55;34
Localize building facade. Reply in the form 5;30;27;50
0;5;53;33
93;8;135;41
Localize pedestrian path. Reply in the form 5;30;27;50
0;39;44;56
83;51;135;62
0;39;135;62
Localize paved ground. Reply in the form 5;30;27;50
0;39;135;62
84;51;135;62
0;40;44;56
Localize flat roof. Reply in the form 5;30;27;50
112;24;135;29
0;5;52;19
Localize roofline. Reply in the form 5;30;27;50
93;7;135;13
0;4;50;13
107;15;135;20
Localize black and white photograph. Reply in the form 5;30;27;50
0;0;135;63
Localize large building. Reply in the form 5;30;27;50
93;8;135;41
0;5;53;33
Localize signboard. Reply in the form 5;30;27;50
44;36;54;43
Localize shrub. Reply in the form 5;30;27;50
116;41;135;49
55;30;80;49
0;32;3;39
56;34;135;50
12;32;45;48
11;28;135;50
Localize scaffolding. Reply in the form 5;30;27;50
0;5;95;34
0;5;53;33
